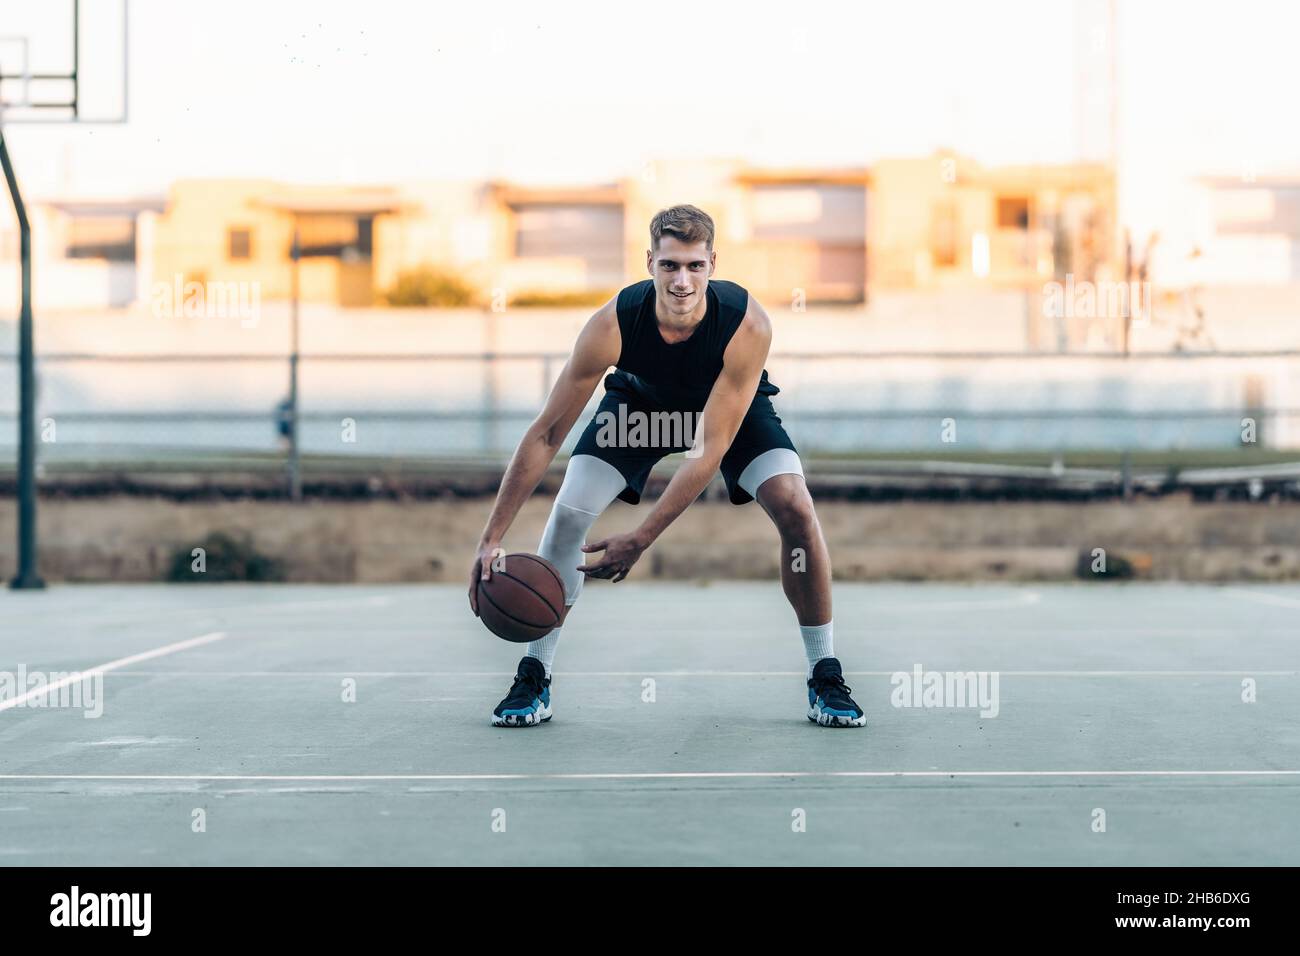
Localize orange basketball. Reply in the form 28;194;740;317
476;553;566;643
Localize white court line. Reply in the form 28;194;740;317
0;594;397;627
0;770;1297;782
1224;589;1300;610
0;632;226;714
101;669;1300;678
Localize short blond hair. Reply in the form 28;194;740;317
649;205;715;251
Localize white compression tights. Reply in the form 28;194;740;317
526;455;627;671
537;454;627;604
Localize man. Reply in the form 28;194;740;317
468;205;864;729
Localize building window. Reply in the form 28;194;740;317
997;197;1031;230
356;216;373;256
228;227;253;260
512;203;624;285
751;185;866;242
296;214;374;260
66;216;135;262
1210;187;1284;233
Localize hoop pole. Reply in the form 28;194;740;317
1;125;44;589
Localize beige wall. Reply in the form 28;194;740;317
372;180;497;294
4;495;1297;584
153;179;289;294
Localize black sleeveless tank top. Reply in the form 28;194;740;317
612;278;779;410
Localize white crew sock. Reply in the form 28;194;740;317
526;624;564;678
800;621;834;677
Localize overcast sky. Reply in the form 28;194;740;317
2;0;1297;238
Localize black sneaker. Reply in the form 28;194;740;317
807;657;866;727
491;656;552;727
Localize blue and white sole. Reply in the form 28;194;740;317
807;704;867;728
491;701;553;727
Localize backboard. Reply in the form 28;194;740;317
0;0;129;124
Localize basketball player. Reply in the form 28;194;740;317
468;205;865;729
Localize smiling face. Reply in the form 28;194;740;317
647;234;715;318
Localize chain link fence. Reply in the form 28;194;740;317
3;351;1298;469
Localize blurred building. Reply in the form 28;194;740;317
150;180;404;307
869;152;1116;290
1191;176;1300;284
0;196;164;310
6;154;1119;311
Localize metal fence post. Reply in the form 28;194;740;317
3;126;45;589
287;226;302;502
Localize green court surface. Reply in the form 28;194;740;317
1;582;1297;865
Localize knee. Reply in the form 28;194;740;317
550;460;616;539
760;477;820;540
541;501;597;547
538;502;597;605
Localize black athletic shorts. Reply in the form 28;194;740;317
571;371;799;506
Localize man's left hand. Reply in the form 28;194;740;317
577;531;648;583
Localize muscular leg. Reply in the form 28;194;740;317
729;464;864;727
754;473;832;626
526;454;626;672
755;472;864;727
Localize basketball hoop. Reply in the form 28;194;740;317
0;0;129;126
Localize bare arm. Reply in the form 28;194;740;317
578;297;773;581
468;298;620;611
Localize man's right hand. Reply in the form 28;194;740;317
465;297;619;619
468;541;502;616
